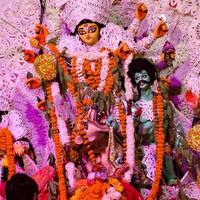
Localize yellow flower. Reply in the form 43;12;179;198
71;188;83;200
2;156;8;167
108;178;123;192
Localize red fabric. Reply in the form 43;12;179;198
0;182;5;199
121;181;144;200
185;90;198;108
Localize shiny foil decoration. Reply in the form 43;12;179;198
34;54;57;81
186;125;200;152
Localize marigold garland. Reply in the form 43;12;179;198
83;59;102;90
103;55;116;96
68;51;117;164
70;50;116;96
115;98;127;161
71;178;126;200
0;128;15;180
46;82;67;200
71;100;96;163
71;179;108;200
147;92;165;200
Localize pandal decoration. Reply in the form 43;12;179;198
186;125;200;152
147;91;165;200
0;128;15;180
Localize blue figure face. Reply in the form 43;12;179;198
134;70;151;90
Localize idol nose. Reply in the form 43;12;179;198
137;76;142;82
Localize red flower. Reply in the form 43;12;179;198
135;108;142;117
185;90;198;108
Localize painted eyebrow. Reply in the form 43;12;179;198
88;25;97;29
141;71;148;74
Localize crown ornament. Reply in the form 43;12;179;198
61;0;112;32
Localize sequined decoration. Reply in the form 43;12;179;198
186;125;200;152
34;54;57;81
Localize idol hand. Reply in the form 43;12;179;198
153;21;168;39
22;50;37;63
14;141;25;157
135;3;148;21
25;77;41;89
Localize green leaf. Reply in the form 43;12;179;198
45;112;49;121
57;65;67;96
118;66;125;76
99;100;104;111
46;100;53;110
49;181;58;195
99;92;107;101
64;74;73;82
26;72;33;78
47;36;59;45
48;128;53;138
110;93;116;105
92;92;99;102
112;67;118;73
48;153;56;166
167;104;172;118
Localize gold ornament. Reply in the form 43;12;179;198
186;125;200;152
34;54;57;81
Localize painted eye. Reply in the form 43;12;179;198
78;31;86;35
142;75;147;78
89;28;97;33
135;77;139;81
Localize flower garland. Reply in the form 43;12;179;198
147;91;165;200
124;114;135;182
70;49;115;94
68;50;117;164
123;54;135;182
71;100;96;163
71;179;107;200
71;178;125;200
103;55;116;96
51;82;70;146
115;97;127;162
0;128;15;180
65;162;75;190
46;82;67;200
83;58;102;90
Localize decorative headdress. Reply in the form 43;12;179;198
61;0;112;32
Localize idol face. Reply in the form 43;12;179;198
77;23;100;46
134;70;151;90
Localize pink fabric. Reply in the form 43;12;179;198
32;166;56;200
